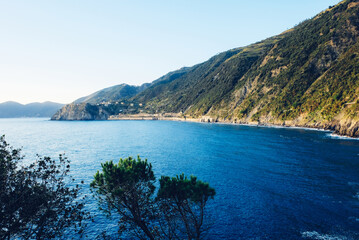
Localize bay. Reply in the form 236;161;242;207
1;118;359;239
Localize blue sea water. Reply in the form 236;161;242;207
1;118;359;240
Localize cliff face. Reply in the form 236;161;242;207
52;0;359;137
51;103;109;120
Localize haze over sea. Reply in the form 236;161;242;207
1;118;359;239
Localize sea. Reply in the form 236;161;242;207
1;118;359;240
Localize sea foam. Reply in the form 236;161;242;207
327;133;359;141
301;231;348;240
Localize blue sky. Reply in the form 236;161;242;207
0;0;341;104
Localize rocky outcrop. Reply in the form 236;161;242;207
246;118;359;138
51;103;110;120
320;120;359;138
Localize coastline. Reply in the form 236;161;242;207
108;114;359;139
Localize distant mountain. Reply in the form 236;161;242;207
0;101;64;118
52;0;359;137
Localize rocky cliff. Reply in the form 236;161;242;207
51;103;109;120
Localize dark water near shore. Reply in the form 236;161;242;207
1;118;359;239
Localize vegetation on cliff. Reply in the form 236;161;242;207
74;83;150;105
52;0;359;137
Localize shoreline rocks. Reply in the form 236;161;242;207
108;113;359;138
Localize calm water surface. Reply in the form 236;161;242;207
1;118;359;240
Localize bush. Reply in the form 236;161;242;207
0;135;88;239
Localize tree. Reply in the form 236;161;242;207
91;156;157;240
0;135;88;240
157;174;215;240
91;156;215;240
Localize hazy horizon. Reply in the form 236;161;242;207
1;0;340;104
0;100;65;105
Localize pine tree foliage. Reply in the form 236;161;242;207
91;156;215;240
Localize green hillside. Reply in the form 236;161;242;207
134;34;286;115
74;83;149;104
131;0;359;137
52;0;359;137
52;83;150;120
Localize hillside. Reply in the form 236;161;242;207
52;83;150;120
52;0;359;137
74;83;150;104
0;101;64;118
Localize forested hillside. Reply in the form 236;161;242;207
53;0;359;137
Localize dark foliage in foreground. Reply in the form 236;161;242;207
91;156;215;240
0;135;88;240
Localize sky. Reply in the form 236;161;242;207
0;0;341;104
